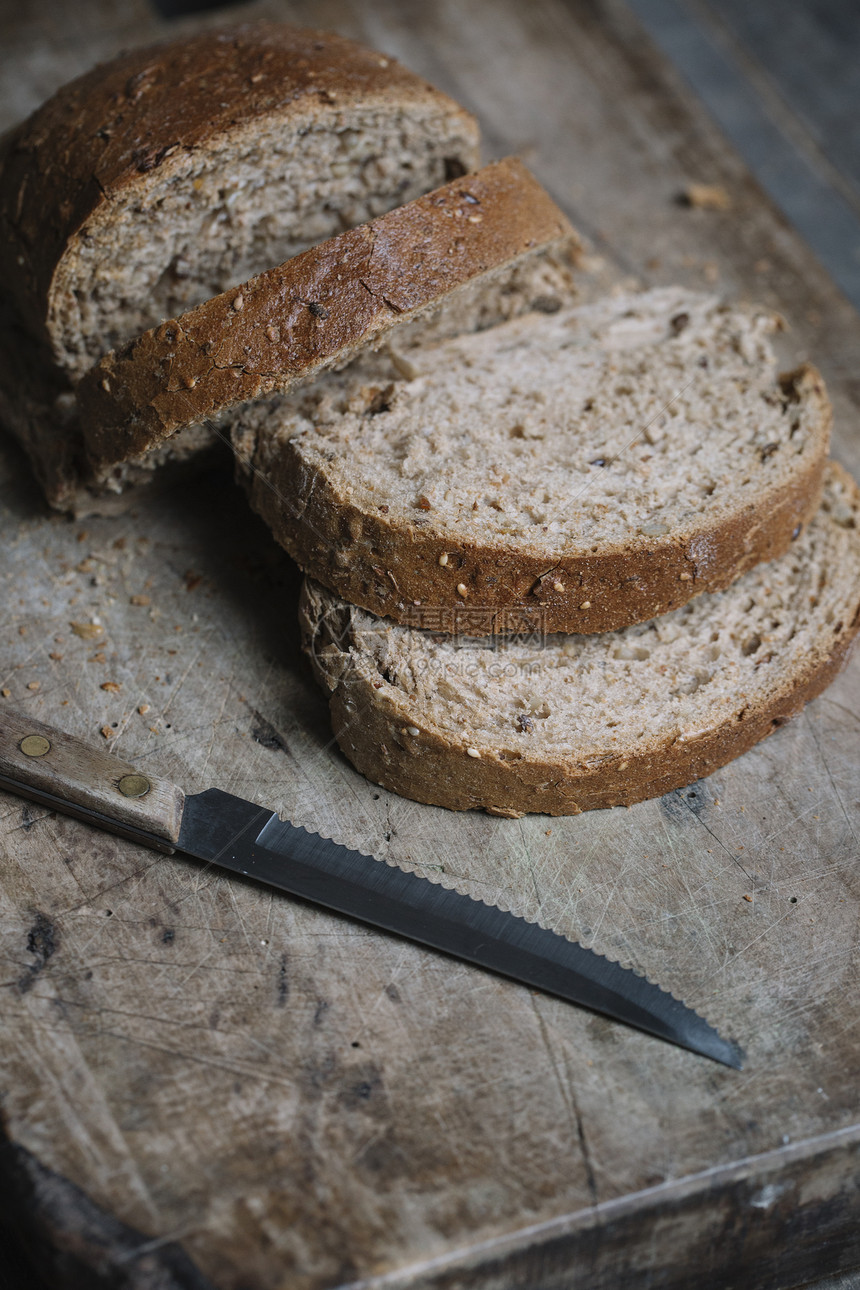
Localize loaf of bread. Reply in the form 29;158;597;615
300;462;860;816
77;159;576;485
235;287;831;635
0;21;479;378
0;21;481;509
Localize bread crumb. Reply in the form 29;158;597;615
100;726;113;739
100;681;121;693
70;621;103;639
130;594;150;606
27;681;40;691
743;894;753;902
682;183;731;211
0;689;9;698
138;704;150;715
49;652;63;661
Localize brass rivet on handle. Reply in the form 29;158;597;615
118;773;151;799
20;734;51;758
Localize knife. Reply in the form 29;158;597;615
0;708;742;1068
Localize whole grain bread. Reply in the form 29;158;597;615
0;21;479;378
235;287;831;635
0;21;483;510
77;159;575;486
300;462;860;816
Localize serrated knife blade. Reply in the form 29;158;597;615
179;788;742;1068
0;709;743;1068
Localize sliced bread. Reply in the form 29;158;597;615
300;462;860;816
77;159;575;486
0;21;479;379
38;236;580;515
235;287;831;635
0;21;481;511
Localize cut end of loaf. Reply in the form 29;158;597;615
51;103;479;381
0;20;483;509
300;463;860;815
0;21;479;378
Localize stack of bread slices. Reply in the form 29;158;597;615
2;22;859;816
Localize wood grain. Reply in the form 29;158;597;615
700;0;860;199
1;1;860;1288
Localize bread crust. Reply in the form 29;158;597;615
299;465;860;815
248;364;831;636
77;159;574;478
0;21;479;353
326;634;856;815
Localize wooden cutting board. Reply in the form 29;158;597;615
1;1;860;1287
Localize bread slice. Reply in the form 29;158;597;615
12;233;579;516
0;21;479;380
76;158;575;486
234;287;831;635
300;462;860;816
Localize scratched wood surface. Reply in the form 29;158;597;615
1;1;860;1288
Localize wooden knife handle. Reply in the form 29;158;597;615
0;708;184;849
